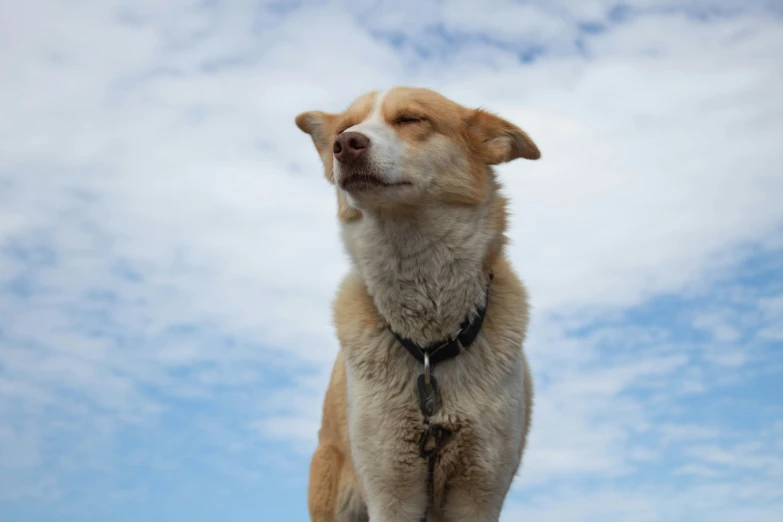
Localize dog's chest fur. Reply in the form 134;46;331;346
332;257;530;515
340;205;496;347
330;195;531;518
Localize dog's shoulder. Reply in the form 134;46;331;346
331;270;391;373
331;270;412;382
485;256;530;339
332;270;383;339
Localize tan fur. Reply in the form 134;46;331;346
296;87;538;522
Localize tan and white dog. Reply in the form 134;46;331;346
295;86;538;522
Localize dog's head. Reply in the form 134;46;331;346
295;86;539;216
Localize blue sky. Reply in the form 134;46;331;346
1;1;782;521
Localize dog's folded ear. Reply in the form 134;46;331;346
465;108;540;164
295;111;337;154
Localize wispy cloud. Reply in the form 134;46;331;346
1;1;782;521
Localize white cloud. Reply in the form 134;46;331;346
1;0;782;519
501;480;783;522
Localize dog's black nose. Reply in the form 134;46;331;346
333;132;370;164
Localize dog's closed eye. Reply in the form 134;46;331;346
394;115;424;125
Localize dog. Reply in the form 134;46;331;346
295;86;538;522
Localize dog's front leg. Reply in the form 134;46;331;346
347;362;432;521
441;496;503;522
351;421;430;521
439;477;508;522
358;454;429;522
365;488;428;522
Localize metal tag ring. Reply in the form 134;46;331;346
424;351;431;385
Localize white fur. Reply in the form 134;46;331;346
341;202;494;345
335;90;407;186
338;185;529;522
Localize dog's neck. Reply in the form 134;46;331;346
342;197;503;346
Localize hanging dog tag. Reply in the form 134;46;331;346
416;373;439;417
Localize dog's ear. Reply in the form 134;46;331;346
465;108;540;164
295;111;338;154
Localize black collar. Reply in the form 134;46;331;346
385;273;493;366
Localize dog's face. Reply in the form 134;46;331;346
295;87;539;215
